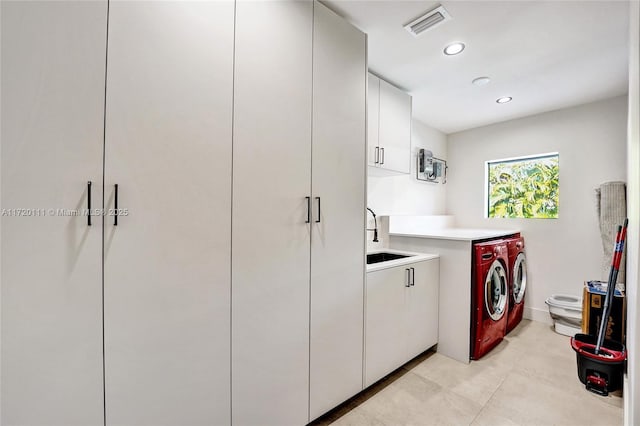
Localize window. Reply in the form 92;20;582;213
486;153;559;219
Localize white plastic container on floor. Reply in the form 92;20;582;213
545;294;583;336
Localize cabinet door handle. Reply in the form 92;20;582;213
305;196;311;223
87;181;92;226
315;197;321;223
374;146;379;164
405;268;411;287
410;267;415;286
114;184;119;226
380;147;385;165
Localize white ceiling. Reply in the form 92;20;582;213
324;0;630;134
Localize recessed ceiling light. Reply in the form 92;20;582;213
472;77;491;86
496;97;513;104
443;42;465;56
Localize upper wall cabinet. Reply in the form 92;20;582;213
368;73;412;175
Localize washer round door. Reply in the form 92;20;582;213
485;260;508;321
512;252;527;304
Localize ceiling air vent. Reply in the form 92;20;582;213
404;5;451;37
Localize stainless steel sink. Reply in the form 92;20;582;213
366;252;412;265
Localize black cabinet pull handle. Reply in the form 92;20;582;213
87;181;92;226
315;197;321;223
305;196;311;223
374;147;379;164
406;268;411;287
380;147;385;165
114;184;119;226
411;267;415;286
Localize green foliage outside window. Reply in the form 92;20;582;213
487;154;559;219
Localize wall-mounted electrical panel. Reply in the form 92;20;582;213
417;149;447;184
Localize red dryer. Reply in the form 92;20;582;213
471;240;509;360
505;236;527;334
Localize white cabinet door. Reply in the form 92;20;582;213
365;266;408;387
406;260;440;359
365;259;439;388
103;2;233;424
367;73;380;166
310;2;366;420
378;79;412;174
232;1;313;425
1;2;107;424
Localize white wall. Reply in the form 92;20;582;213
625;1;639;424
367;119;447;250
446;96;628;323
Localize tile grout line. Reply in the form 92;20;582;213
466;370;510;426
397;366;497;426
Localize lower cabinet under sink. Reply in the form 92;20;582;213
365;256;440;387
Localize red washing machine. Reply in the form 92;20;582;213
505;236;527;334
471;240;509;360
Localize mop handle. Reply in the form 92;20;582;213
612;219;628;270
606;225;624;311
607;219;628;314
595;220;628;354
605;223;626;321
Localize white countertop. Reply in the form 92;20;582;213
387;215;519;241
389;228;520;241
366;249;439;273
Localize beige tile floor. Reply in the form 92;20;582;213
311;320;623;426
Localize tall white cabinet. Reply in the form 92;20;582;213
1;1;366;425
1;2;107;424
103;2;233;425
232;2;313;425
310;3;367;420
232;1;366;424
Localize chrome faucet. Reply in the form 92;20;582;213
366;207;379;243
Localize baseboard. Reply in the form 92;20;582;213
624;374;629;425
524;306;553;325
